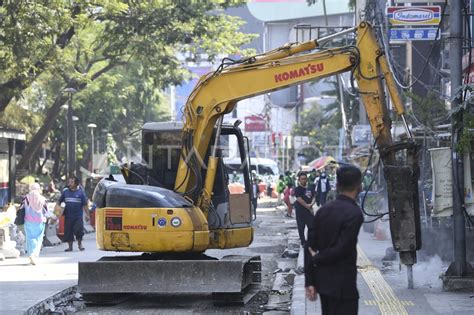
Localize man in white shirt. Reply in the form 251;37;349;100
316;172;331;206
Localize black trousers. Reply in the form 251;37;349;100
251;198;257;217
320;294;358;315
319;192;328;205
63;217;84;242
295;207;314;246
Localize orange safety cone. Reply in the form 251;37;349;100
57;216;65;241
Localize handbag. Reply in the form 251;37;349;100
14;205;25;225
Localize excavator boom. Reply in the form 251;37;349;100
176;22;420;264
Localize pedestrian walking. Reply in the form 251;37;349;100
362;169;374;191
293;171;315;246
315;171;331;206
251;176;259;219
55;176;89;252
304;165;364;315
283;182;294;218
276;175;286;202
23;183;48;265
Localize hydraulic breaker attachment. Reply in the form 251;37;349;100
382;142;421;266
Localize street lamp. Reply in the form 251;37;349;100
72;116;79;175
87;123;97;173
64;87;77;177
60;104;69;177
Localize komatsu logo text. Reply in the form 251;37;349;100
274;63;324;83
123;224;148;230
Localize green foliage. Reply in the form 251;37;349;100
2;1;256;174
0;0;255;110
450;84;474;153
0;100;43;140
0;1;75;83
405;91;447;129
292;100;340;161
458;114;474;153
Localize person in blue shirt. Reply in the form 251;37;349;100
56;176;89;252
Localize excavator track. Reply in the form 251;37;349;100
78;254;261;306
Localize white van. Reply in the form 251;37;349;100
224;157;280;182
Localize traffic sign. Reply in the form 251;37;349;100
389;28;440;41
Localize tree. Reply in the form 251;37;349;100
14;1;256;171
292;99;340;162
319;77;359;147
0;1;92;111
405;91;448;130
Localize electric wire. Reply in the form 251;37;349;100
462;0;472;103
360;139;389;222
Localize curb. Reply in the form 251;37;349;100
290;246;320;314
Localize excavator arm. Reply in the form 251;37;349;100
176;22;421;265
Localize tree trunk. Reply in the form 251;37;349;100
52;142;61;179
17;94;69;170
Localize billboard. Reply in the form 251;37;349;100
429;148;474;217
244;115;266;132
247;0;352;22
351;124;372;146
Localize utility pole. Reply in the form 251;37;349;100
447;0;468;278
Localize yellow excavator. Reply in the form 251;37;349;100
79;22;421;304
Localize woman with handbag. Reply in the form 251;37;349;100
22;183;48;265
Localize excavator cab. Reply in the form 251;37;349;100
140;121;255;227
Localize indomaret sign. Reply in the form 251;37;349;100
387;6;441;26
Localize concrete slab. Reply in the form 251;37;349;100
277;259;296;272
441;273;474;291
272;273;292;294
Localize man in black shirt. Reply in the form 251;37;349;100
293;171;315;246
305;165;364;315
